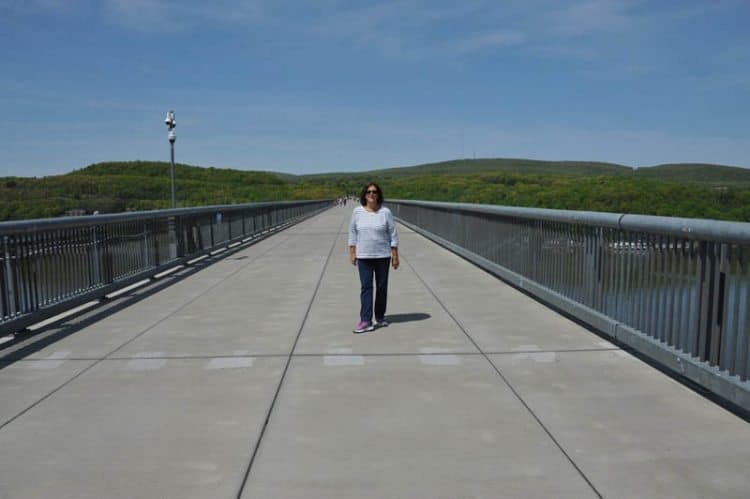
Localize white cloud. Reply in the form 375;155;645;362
546;0;635;36
452;30;525;53
102;0;173;31
100;0;270;32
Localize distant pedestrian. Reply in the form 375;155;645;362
348;182;399;333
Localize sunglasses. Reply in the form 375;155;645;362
366;190;378;194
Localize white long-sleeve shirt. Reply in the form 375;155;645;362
348;205;399;258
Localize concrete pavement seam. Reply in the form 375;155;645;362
0;234;293;433
103;235;293;359
0;358;100;431
2;347;621;363
291;348;620;357
234;212;348;499
401;253;605;499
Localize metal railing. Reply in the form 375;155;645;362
0;200;332;335
390;200;750;410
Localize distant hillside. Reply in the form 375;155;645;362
633;163;750;186
69;161;288;185
1;161;339;221
2;158;749;222
301;158;632;182
366;158;632;177
298;158;750;187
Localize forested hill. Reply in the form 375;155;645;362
296;158;630;183
355;158;631;178
69;161;286;185
1;161;339;221
632;163;750;187
1;159;749;222
299;158;750;186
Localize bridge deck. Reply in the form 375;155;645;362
1;206;749;499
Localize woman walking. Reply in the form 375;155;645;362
348;182;399;333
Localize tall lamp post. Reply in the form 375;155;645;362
164;110;177;208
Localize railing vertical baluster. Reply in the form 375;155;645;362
677;242;686;351
657;235;668;343
705;243;721;366
30;234;39;313
647;234;659;339
608;229;616;317
3;236;17;317
668;237;678;347
724;246;740;374
19;234;29;314
618;231;629;323
711;244;728;367
734;248;748;379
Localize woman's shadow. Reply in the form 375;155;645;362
385;313;430;324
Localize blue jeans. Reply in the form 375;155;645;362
357;257;390;323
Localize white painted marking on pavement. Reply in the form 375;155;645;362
206;357;255;370
528;352;556;363
126;358;167;371
419;354;461;365
324;355;364;366
513;352;557;363
46;350;72;360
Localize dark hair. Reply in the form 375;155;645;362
359;182;384;207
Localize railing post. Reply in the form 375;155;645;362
3;235;17;316
583;227;599;308
90;226;102;286
168;216;178;260
141;223;150;269
710;243;729;366
102;225;114;284
696;241;714;362
154;221;162;265
529;221;542;283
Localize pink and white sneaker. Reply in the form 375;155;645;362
353;320;375;333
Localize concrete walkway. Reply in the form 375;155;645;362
1;206;749;499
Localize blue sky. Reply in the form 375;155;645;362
1;0;749;176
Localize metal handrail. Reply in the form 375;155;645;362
0;201;317;233
389;199;750;411
392;200;750;243
1;200;333;335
